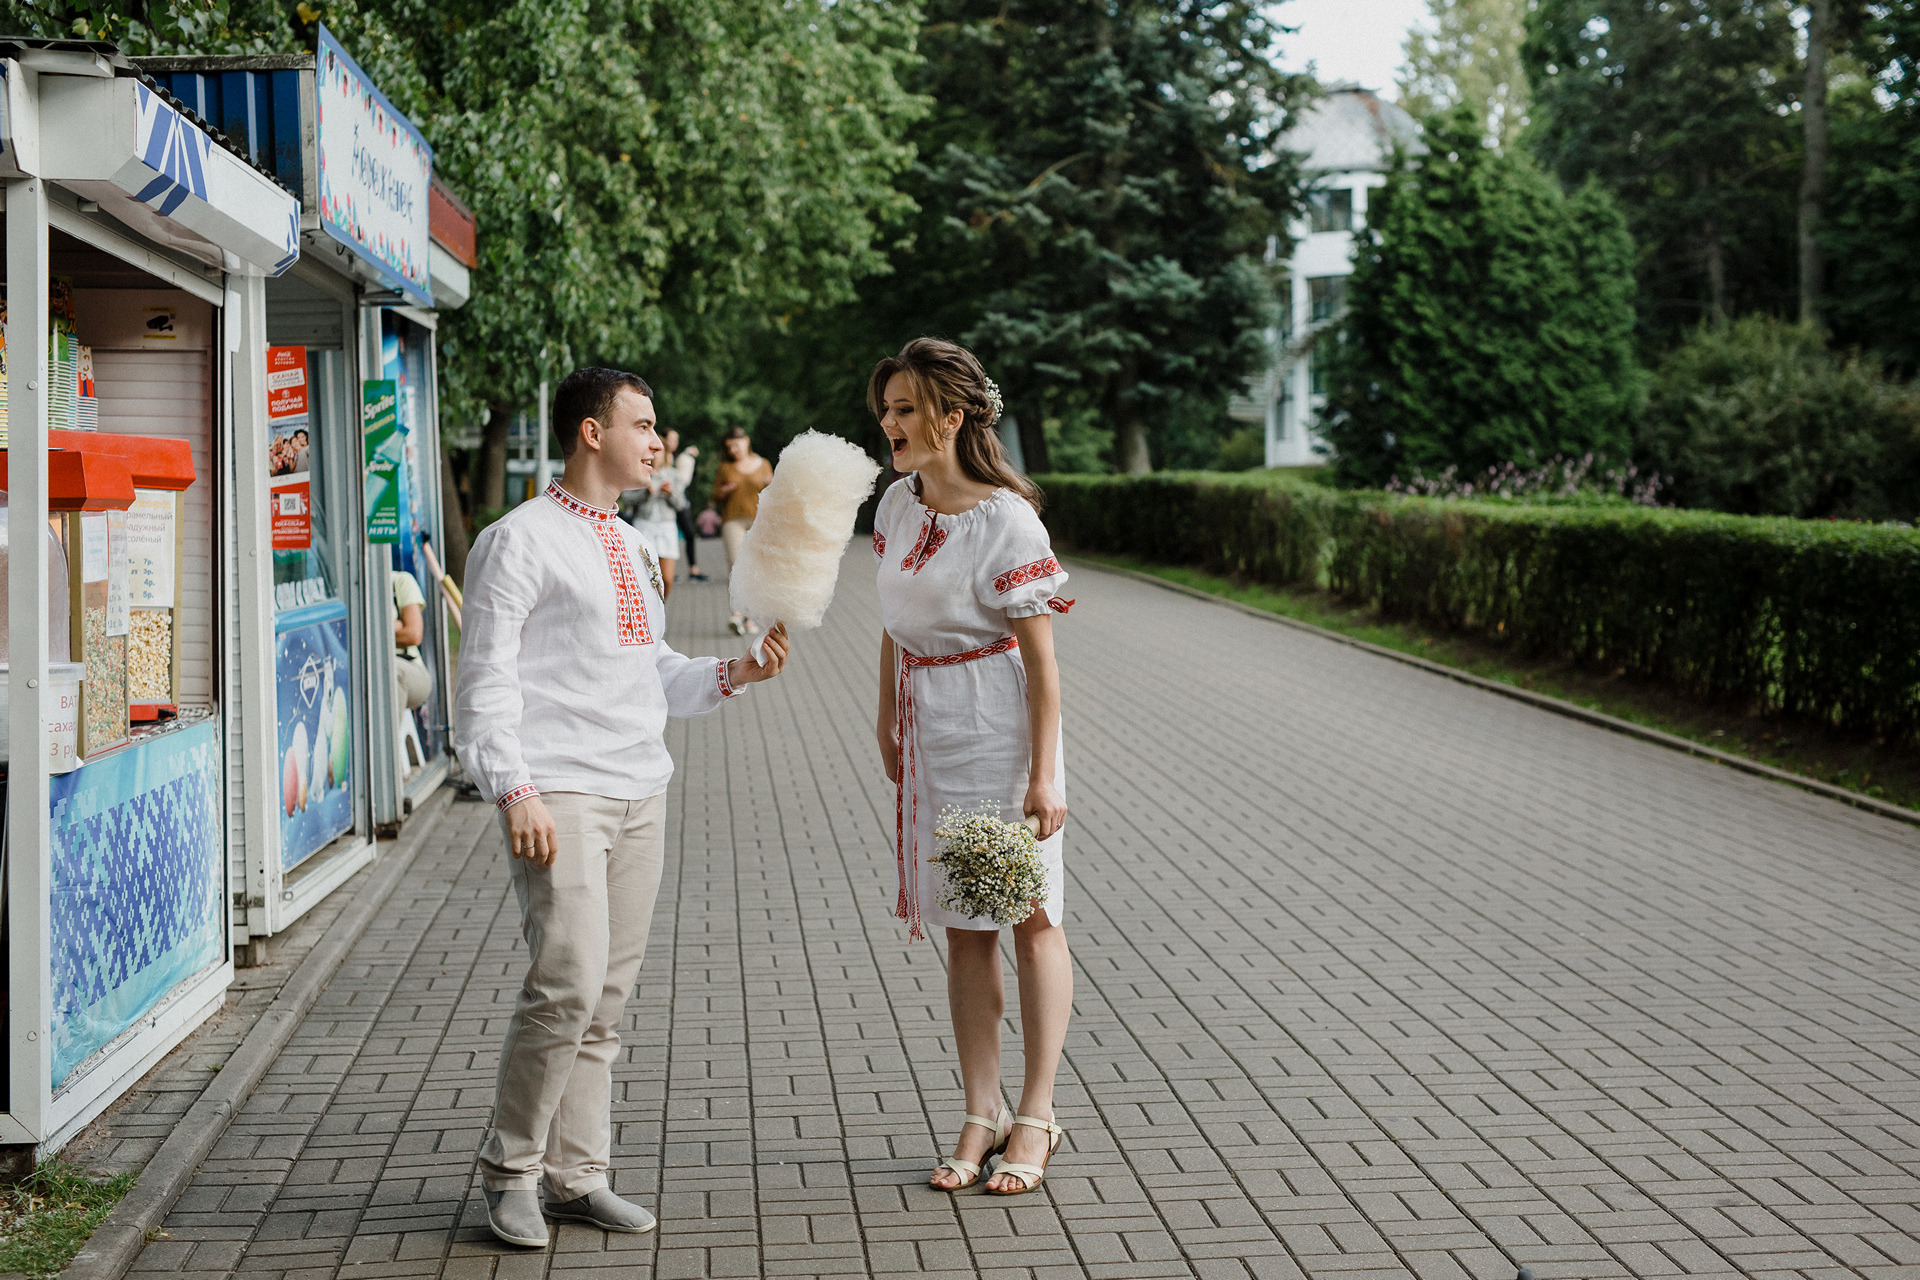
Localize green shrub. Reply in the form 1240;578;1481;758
1639;317;1920;521
1037;472;1920;742
1324;106;1642;487
1214;426;1267;472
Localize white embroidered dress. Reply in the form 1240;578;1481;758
874;480;1072;938
455;480;740;813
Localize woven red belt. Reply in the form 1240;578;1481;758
894;635;1019;940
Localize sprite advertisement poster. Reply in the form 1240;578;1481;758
362;380;402;544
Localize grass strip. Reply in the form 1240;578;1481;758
0;1160;137;1279
1075;551;1920;814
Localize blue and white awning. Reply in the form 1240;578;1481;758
36;71;299;277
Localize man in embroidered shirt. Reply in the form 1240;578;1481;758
455;367;789;1248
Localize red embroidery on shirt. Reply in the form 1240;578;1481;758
599;524;652;645
900;513;947;574
544;480;620;523
497;783;539;812
716;659;739;699
993;556;1063;594
547;481;652;646
1047;596;1074;614
872;530;886;558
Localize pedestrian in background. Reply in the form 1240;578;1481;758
712;426;772;635
669;433;706;581
624;429;688;597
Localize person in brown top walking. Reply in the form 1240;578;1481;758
712;426;773;635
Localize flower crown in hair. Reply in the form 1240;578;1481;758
982;376;1005;425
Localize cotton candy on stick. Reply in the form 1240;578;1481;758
729;430;883;663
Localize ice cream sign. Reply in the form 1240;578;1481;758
315;24;434;306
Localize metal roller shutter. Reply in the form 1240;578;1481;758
265;273;349;349
92;347;216;707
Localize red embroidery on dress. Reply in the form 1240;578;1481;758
993;556;1063;594
872;530;886;558
1047;597;1074;614
547;481;652;646
899;513;947;574
893;635;1020;942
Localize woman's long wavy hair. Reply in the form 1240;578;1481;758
867;338;1042;511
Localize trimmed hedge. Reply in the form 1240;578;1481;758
1036;472;1920;743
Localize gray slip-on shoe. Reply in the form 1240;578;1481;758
544;1188;658;1234
484;1188;550;1247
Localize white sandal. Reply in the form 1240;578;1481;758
987;1114;1064;1195
932;1106;1011;1190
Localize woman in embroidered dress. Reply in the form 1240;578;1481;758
871;338;1073;1197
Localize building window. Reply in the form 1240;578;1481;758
1308;275;1347;324
1307;187;1353;233
1310;346;1327;398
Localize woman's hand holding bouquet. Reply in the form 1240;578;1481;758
930;804;1051;926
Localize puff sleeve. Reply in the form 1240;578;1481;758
872;477;908;564
975;496;1072;619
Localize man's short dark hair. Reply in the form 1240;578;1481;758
553;367;654;456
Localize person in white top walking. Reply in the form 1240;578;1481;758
455;367;789;1248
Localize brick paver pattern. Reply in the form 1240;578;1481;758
125;542;1920;1280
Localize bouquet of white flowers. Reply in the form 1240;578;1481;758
929;804;1049;926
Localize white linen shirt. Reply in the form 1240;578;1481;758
455;479;740;812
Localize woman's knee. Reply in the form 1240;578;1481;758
1011;909;1063;956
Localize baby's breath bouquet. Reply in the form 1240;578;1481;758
929;804;1048;926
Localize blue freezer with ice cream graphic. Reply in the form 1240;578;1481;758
275;600;355;869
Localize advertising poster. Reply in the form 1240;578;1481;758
275;602;354;869
271;482;312;552
266;346;311;479
363;379;401;544
315;24;434;307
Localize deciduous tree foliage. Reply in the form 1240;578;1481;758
1522;0;1801;347
1398;0;1531;152
349;0;922;506
1323;106;1641;487
1637;316;1920;520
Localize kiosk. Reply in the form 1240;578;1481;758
1;38;300;1152
141;29;474;945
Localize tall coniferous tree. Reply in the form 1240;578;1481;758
1823;3;1920;372
909;1;1311;473
1323;106;1641;486
1523;0;1800;346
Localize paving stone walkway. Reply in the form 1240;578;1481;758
125;540;1920;1280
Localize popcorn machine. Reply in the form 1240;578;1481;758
3;432;197;759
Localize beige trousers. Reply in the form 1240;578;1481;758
478;791;666;1197
721;517;752;568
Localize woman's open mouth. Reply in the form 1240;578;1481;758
889;436;907;455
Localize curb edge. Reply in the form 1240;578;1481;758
60;786;459;1280
1073;558;1920;832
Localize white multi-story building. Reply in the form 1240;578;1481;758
1231;86;1421;468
